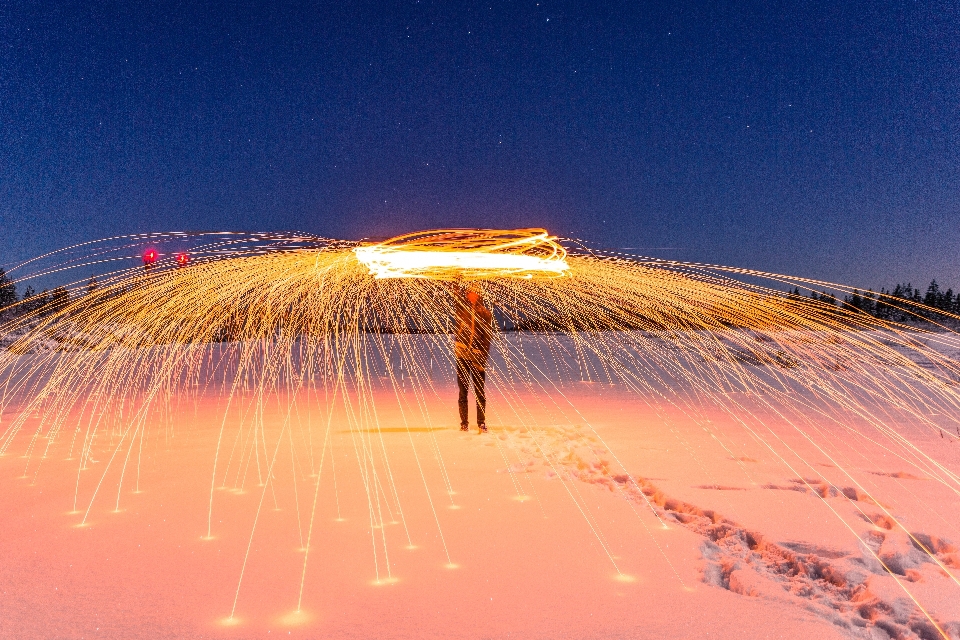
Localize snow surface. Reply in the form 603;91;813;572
1;339;959;639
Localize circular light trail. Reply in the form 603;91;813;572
353;228;569;280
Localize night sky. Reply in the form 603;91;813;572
2;1;958;288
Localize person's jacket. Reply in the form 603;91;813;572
453;300;493;362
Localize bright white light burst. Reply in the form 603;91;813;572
354;228;570;280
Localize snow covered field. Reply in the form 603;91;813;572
1;334;959;639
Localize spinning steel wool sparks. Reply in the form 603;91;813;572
354;228;569;280
1;228;959;635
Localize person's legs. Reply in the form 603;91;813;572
456;356;470;428
472;363;486;429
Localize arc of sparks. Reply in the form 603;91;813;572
353;228;569;280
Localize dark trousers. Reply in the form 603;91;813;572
456;355;486;426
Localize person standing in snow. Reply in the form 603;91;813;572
453;284;493;433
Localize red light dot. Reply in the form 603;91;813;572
143;249;158;264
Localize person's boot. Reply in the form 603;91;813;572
478;423;487;433
460;423;469;432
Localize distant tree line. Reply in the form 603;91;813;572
789;280;960;323
0;268;70;318
3;263;960;330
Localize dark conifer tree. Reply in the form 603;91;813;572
847;289;863;311
21;285;36;313
35;289;51;314
47;287;69;314
925;280;940;308
875;288;890;319
862;289;876;315
888;285;901;321
0;268;17;311
84;276;102;312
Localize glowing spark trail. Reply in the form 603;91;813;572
354;228;569;279
1;228;959;636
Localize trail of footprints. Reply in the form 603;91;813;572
495;425;960;640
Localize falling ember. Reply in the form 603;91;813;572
353;228;569;280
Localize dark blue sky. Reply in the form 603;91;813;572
2;1;958;287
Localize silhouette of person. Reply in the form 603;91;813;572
453;284;493;433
